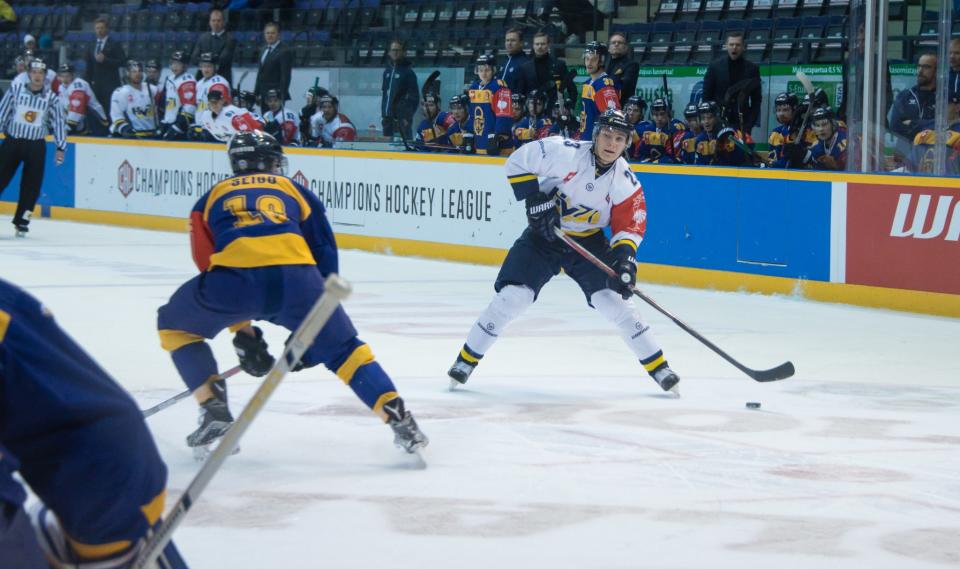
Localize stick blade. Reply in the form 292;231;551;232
748;361;795;382
796;71;815;95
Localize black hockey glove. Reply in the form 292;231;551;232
461;132;475;154
118;123;136;139
233;326;275;377
525;192;560;242
263;120;282;139
606;243;637;300
783;142;811;168
284;334;320;372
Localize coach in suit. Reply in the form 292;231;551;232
702;30;762;135
85;17;126;117
190;8;236;84
253;21;292;104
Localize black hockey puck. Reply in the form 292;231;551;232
746;402;761;409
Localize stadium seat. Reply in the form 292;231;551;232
680;0;704;21
473;2;491;27
704;0;726;20
491;1;510;22
816;15;845;62
771;17;800;62
403;1;422;26
887;0;904;19
512;1;529;21
645;22;674;64
727;0;748;19
776;0;800;18
436;3;455;27
802;0;825;17
798;16;826;62
747;0;774;19
668;21;699;64
693;20;723;63
655;0;681;23
745;18;772;60
920;11;938;36
454;3;474;24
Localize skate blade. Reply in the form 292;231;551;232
668;385;680;398
402;448;427;470
448;378;462;391
14;230;26;238
193;442;241;462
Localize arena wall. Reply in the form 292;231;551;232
3;137;958;318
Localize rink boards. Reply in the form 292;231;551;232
2;137;958;318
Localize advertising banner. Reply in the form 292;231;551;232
846;182;960;294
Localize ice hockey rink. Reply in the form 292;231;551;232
3;219;958;569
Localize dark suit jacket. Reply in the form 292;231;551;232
254;42;293;102
702;55;762;132
516;54;577;111
85;36;126;112
607;55;639;103
190;31;237;84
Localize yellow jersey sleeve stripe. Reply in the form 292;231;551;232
67;535;132;560
140;490;166;526
612;239;638;252
507;173;537;183
0;309;10;343
158;329;204;352
335;344;375;383
227;321;252;333
373;391;399;420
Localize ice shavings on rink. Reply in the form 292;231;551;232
2;219;958;569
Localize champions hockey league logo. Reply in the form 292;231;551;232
117;160;135;198
292;170;309;188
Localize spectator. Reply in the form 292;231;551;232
0;1;15;32
254;21;292;103
606;31;638;102
310;95;357;147
85;17;126;118
949;38;960;99
380;39;418;141
516;31;577;114
499;27;529;93
889;52;937;164
702;31;762;136
190;9;236;84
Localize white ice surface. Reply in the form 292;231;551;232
2;219;958;569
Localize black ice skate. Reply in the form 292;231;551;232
383;398;429;454
650;365;681;394
186;390;237;460
13;223;28;238
447;355;477;390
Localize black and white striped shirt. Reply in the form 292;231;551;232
0;81;67;150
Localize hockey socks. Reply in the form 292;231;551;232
448;344;483;385
331;343;400;420
464;284;534;354
641;350;680;392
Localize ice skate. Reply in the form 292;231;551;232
186;397;238;461
383;398;429;455
447;356;477;390
14;224;28;238
651;365;681;395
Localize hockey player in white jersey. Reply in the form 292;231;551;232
447;109;681;393
55;63;107;134
262;88;300;145
110;60;160;138
193;52;231;131
308;94;356;147
197;89;263;142
160;51;197;140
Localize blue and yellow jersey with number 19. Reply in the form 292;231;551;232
189;173;338;276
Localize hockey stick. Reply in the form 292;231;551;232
553;227;795;382
141;365;242;419
132;274;353;569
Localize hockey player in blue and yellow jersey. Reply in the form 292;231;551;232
157;131;428;456
469;53;514;155
511;89;552;148
911;93;960;174
0;278;187;569
440;93;474;152
694;100;747;166
579;42;621;140
633;98;684;163
808;107;847;170
415;92;455;145
677;103;701;164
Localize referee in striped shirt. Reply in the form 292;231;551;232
0;59;67;236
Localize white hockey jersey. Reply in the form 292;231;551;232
505;136;647;250
309;112;357;146
263;107;300;145
198;104;264;142
110;82;160;135
194;74;231;126
59;77;107;129
12;69;59;94
162;72;197;126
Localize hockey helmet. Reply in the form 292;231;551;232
28;59;46;72
528;89;548;106
170;50;188;63
449;93;469;109
774;92;798;108
801;88;829;109
475;53;497;69
264;88;282;102
650;98;670;113
697;100;721;117
318;94;338;108
198;52;216;65
810;106;835;123
228;131;287;175
683;102;699;119
584;41;608;59
592;109;633;140
511;92;527;106
125;60;143;72
145;59;160;70
207;89;224;102
57;62;75;75
422;91;440;105
237;90;257;105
